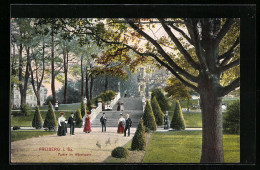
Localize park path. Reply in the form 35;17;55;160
11;127;136;163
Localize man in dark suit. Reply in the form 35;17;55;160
100;113;107;132
124;114;132;136
68;112;75;135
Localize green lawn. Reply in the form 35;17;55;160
11;111;73;127
142;131;240;163
38;103;80;111
11;130;56;142
168;111;202;128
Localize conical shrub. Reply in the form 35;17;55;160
43;101;57;131
74;109;83;128
151;96;164;126
142;100;157;131
131;119;146;150
32;106;43;129
170;100;186;130
81;98;86;118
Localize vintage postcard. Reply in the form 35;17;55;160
9;4;256;166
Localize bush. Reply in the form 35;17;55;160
74;109;83;128
44;96;53;105
32;106;43;129
20;104;31;116
11;111;22;116
151;88;169;112
43;102;57;131
151;96;164;126
170;100;186;130
142;100;157;131
131;119;146;150
223;100;240;134
13;126;20;130
111;147;129;158
93;90;117;106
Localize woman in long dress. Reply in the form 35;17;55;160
83;112;91;133
117;102;121;111
57;112;67;136
117;113;125;134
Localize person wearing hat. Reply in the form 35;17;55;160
68;112;75;135
124;114;132;137
57;112;67;136
83;112;91;133
164;111;170;129
100;113;107;132
117;113;125;134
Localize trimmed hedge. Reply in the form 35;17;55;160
151;96;164;126
170;100;186;130
43;102;57;131
32;106;43;129
74;109;83;128
111;147;129;158
131;119;146;150
142;100;157;131
151;88;169;112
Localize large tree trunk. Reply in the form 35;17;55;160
63;49;68;104
90;74;93;100
18;32;24;106
199;73;223;163
51;27;56;104
80;57;84;98
30;41;45;106
85;66;89;101
20;47;31;106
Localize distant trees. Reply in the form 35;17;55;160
223;100;240;134
164;76;192;111
151;88;169;112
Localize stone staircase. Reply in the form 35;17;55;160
91;97;143;127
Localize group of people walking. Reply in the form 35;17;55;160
57;112;132;137
100;112;132;136
57;112;92;136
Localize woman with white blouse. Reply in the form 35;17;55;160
57;112;67;136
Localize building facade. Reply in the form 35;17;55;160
11;84;48;109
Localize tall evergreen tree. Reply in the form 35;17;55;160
74;109;83;128
170;100;186;130
43;101;57;131
151;88;169;112
32;106;43;129
151;96;164;126
131;119;146;150
142;100;157;131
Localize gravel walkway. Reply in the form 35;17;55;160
11;127;136;163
